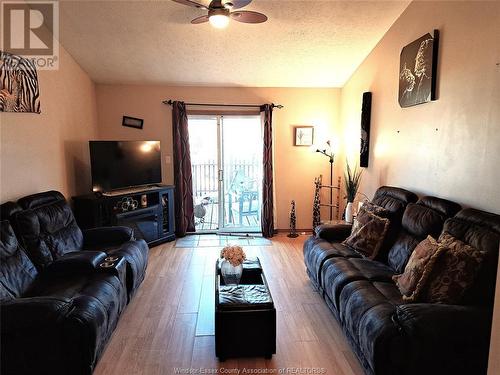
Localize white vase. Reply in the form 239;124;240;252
345;202;354;223
220;259;243;286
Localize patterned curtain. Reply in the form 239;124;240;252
260;104;274;238
172;101;195;237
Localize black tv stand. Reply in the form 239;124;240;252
73;185;175;246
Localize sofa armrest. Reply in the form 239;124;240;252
82;226;134;248
393;303;492;374
46;251;107;274
314;223;352;242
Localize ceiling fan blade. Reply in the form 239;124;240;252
230;10;267;23
222;0;252;9
172;0;208;10
191;15;209;24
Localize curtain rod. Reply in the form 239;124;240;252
162;99;283;109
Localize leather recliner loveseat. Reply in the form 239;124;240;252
0;190;149;375
303;186;499;375
8;191;148;299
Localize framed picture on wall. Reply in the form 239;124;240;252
398;29;439;108
294;126;314;146
0;51;41;113
122;116;144;129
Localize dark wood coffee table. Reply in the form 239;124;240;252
215;257;276;360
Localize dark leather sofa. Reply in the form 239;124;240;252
303;186;499;375
1;191;150;375
11;191;148;299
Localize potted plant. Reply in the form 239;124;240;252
344;161;363;223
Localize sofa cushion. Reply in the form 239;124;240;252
0;221;38;302
82;226;134;249
303;236;361;288
393;236;440;300
442;208;500;306
23;270;127;370
322;257;394;309
371;186;418;217
0;201;22;222
394;303;492;375
17;190;67;210
26;271;123;305
387;196;462;273
402;204;445;239
370;186;418;262
349;259;395;280
417;196;463;219
338;280;402;373
14;193;84;269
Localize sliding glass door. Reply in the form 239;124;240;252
188;114;263;233
221;116;262;232
188;116;220;232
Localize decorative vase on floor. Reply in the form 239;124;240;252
220;259;243;286
345;202;354;223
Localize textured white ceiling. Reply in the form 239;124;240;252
59;0;410;87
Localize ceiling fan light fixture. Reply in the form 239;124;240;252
209;14;230;28
208;8;230;29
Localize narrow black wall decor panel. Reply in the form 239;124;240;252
360;92;372;168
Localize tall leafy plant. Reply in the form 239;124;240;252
344;162;362;203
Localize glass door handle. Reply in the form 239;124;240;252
218;169;223;182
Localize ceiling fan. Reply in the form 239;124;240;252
172;0;268;29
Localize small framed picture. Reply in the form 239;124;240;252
294;126;314;146
122;116;144;129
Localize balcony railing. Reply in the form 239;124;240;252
191;159;261;231
192;160;260;200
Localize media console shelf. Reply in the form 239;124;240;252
73;185;175;246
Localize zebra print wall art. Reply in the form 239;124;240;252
0;51;41;113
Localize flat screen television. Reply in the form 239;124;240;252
89;140;162;192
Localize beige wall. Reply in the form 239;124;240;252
95;85;341;230
338;2;500;371
339;0;500;214
0;45;98;202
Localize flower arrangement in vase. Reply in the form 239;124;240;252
220;245;246;286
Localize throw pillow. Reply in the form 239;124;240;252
392;236;443;301
343;211;390;259
351;202;389;235
422;235;485;304
437;231;457;245
359;201;390;217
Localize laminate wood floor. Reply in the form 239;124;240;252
93;235;364;375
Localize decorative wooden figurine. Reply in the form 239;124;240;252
287;200;299;238
312;176;322;229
